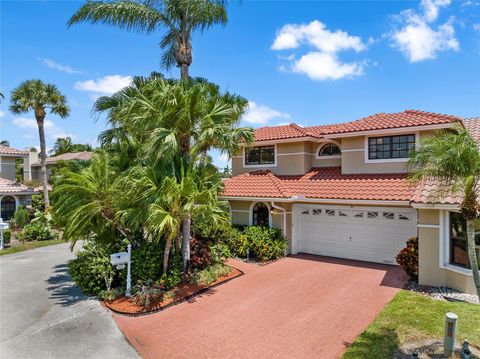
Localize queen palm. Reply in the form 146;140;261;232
10;80;70;208
68;0;227;80
409;126;480;298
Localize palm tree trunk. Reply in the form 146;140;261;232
36;116;50;208
163;236;173;274
466;219;480;298
180;64;189;80
181;215;191;272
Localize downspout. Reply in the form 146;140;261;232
271;201;286;237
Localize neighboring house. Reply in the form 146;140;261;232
222;110;479;294
0;145;35;220
27;151;93;182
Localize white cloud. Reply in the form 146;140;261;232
74;75;132;95
0;110;5;118
474;23;480;31
12;117;73;140
38;57;83;74
271;20;368;81
243;101;290;125
390;0;459;62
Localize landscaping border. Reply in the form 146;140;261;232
103;266;244;317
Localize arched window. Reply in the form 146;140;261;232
252;202;270;227
1;196;16;221
318;143;341;157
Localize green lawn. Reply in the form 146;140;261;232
0;239;66;256
342;290;480;358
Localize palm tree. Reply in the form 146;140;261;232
95;75;252;271
68;0;227;80
409;126;480;298
51;137;73;155
10;80;70;208
0;140;10;146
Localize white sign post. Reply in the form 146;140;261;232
0;218;9;250
110;243;132;297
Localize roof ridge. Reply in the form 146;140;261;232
404;109;463;120
265;171;291;197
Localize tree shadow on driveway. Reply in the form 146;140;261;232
45;262;87;307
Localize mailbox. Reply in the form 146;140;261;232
110;252;129;265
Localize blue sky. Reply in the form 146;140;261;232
1;0;479;167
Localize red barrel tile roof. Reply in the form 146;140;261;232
0;145;28;156
0;178;35;194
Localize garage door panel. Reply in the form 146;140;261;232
296;205;417;265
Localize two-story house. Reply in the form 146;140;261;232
0;145;35;220
221;110;479;294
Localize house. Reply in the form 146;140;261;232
25;151;93;182
222;110;479;294
0;145;35;220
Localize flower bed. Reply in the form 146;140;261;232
103;266;243;316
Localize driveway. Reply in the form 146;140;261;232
0;243;138;359
114;254;407;359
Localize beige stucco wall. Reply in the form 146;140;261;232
0;157;17;181
418;209;477;294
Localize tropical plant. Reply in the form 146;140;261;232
9;80;70;208
17;222;57;242
396;237;419;280
133;280;164;308
409;125;480;298
12;205;30;229
50;136;93;156
68;0;228;80
0;140;10;146
191;262;230;286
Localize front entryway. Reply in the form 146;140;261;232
293;204;417;264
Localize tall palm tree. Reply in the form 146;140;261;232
68;0;227;80
0;140;10;146
409;126;480;298
95;75;253;271
10;80;70;208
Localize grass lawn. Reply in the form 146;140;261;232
342;290;480;358
0;239;66;256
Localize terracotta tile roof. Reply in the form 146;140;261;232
223;167;414;201
31;151;94;166
0;145;28;156
464;117;480;147
410;179;464;205
0;178;35;194
252;110;461;142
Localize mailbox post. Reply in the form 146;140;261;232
110;244;132;297
0;218;9;250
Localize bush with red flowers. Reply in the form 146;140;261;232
396;237;419;280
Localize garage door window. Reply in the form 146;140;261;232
252;203;270;227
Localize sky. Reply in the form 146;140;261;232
1;0;479;168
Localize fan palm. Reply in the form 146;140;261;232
409;125;480;298
9;80;70;208
68;0;227;80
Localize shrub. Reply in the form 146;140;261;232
3;229;11;244
124;241;164;284
191;263;231;286
396;237;419;280
12;206;30;229
235;226;287;261
98;288;122;302
133;280;163;308
17;222;56;242
69;242;117;296
31;194;45;212
190;237;212;270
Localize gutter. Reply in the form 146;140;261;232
270;201;286;236
219;195;411;206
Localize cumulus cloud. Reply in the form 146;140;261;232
390;0;459;62
74;75;132;95
12;117;73;140
271;20;368;81
38;57;83;74
243;101;290;125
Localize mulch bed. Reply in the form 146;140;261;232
103;266;243;316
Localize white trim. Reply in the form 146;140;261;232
230;209;249;213
271;201;286;236
242;144;278;169
411;203;461;210
277;152;314;156
316;155;342;160
444;264;474;276
364;131;419;164
315;141;342;160
0;194;19;221
324;123;455;139
249;201;272;226
220;195;411;206
417;224;440;229
341;148;364;153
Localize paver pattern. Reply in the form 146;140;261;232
114;254;407;359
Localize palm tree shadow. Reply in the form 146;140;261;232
342;328;400;358
45;262;87;307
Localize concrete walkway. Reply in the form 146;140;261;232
0;243;138;359
115;254;407;359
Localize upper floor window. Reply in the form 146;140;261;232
245;146;275;165
318;143;341;157
368;134;415;160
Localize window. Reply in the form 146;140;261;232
367;211;378;219
252;203;270;227
399;213;411;221
318;143;341;157
338;211;349;217
1;196;16;221
368;134;415;160
245;146;275;165
325;209;335;216
312;209;322;215
449;212;480;269
383;212;395;220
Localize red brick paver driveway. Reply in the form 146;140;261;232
114;255;407;359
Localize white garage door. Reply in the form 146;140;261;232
294;205;417;265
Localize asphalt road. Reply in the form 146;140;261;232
0;242;139;359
